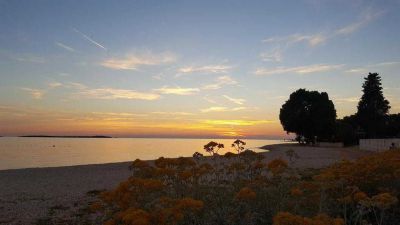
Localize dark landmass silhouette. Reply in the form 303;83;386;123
19;135;112;138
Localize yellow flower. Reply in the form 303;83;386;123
371;192;398;209
268;159;288;175
235;187;257;201
290;187;303;197
353;191;368;202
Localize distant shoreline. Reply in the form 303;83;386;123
18;135;112;138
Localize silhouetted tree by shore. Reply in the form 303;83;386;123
356;73;390;138
231;139;246;154
280;89;337;144
203;141;224;155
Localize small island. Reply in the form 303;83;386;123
19;135;112;138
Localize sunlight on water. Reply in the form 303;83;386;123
0;137;284;170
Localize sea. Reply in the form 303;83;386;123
0;137;285;170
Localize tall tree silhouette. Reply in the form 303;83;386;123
356;72;390;138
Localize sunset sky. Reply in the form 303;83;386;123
0;0;400;138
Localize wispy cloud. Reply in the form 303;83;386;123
263;33;327;47
345;68;368;74
202;75;238;90
177;64;232;75
48;82;63;88
260;48;283;62
335;9;384;35
203;119;275;126
81;88;160;100
12;54;46;63
154;86;200;95
65;82;88;90
52;82;160;100
203;96;217;104
261;9;384;62
255;64;344;76
200;106;247;113
151;111;195;116
263;9;382;48
73;28;107;50
334;97;360;103
223;95;245;105
55;42;76;52
101;52;176;70
21;88;46;99
345;61;400;74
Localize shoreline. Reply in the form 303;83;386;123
0;143;374;224
0;160;134;172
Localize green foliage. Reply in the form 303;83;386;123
280;89;337;143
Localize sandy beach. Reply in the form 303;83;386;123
0;162;132;225
0;144;373;224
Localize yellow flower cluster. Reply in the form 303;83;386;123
89;146;400;225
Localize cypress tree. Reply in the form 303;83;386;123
356;72;390;138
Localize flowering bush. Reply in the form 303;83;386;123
91;142;400;225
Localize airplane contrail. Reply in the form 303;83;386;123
73;28;107;51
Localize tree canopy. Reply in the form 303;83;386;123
356;72;390;138
279;89;336;143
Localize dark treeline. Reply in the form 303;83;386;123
280;72;400;145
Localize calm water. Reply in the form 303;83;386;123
0;137;284;170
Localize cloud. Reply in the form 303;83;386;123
202;75;238;90
56;82;159;100
334;97;360;103
345;68;368;74
203;96;217;104
101;52;176;70
261;9;383;63
81;88;160;100
46;80;211;102
151;111;195;116
200;106;247;113
260;33;326;63
223;95;245;105
154;86;200;95
48;82;63;88
375;61;400;67
345;61;400;74
90;112;149;120
255;64;344;76
203;119;275;126
263;9;382;48
12;54;46;63
21;88;46;99
200;107;229;113
73;28;107;50
55;42;76;52
260;48;283;62
263;33;327;47
335;9;384;36
66;82;88;90
177;64;232;75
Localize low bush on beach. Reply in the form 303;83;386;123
90;141;400;225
